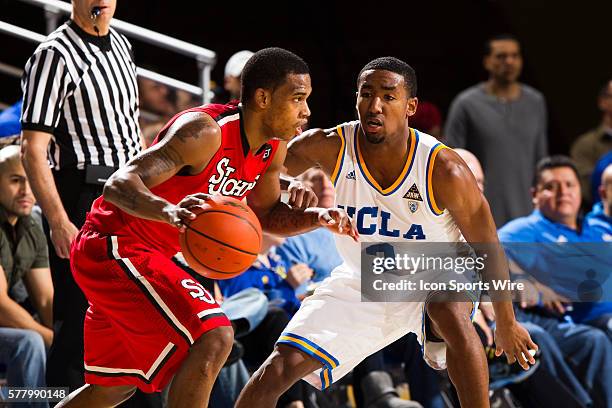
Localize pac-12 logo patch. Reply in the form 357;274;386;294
409;201;419;213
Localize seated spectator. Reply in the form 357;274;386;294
571;79;612;206
0;145;53;403
498;155;612;406
454;150;596;406
224;50;254;102
587;163;612;232
590;151;612;210
0;101;22;147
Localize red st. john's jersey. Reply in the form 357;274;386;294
85;102;279;257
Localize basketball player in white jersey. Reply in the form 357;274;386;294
236;57;537;408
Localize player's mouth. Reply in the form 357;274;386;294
365;118;383;133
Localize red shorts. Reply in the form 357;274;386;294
71;223;231;393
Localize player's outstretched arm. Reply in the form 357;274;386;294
248;143;358;239
432;148;538;370
285;127;343;177
103;112;220;227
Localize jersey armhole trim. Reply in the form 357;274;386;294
426;143;447;216
330;125;346;186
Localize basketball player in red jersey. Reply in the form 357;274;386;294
57;48;357;408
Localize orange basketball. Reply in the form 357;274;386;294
179;195;262;280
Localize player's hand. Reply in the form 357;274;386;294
167;193;213;231
286;263;314;289
314;208;359;242
50;219;79;259
494;320;538;370
287;179;318;209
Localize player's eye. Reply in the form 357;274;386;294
384;95;396;101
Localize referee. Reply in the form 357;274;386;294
19;0;150;403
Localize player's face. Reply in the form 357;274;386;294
533;167;581;223
266;73;312;141
484;40;522;84
0;162;35;222
356;70;417;144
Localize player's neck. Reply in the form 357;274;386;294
241;108;269;153
485;80;521;101
359;128;410;166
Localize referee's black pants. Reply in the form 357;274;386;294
45;169;161;407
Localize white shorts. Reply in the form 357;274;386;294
276;264;478;390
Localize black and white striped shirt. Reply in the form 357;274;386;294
21;20;141;170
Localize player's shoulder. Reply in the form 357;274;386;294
431;146;474;189
290;126;343;149
166;109;223;147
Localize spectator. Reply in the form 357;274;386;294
0;101;22;145
19;1;158;406
223;50;254;102
587;163;612;231
571;79;612;205
498;155;612;407
0;145;52;406
589;150;612;206
455;148;485;193
445;34;548;227
410;101;442;141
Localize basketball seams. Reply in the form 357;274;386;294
182;233;251;275
196;208;262;242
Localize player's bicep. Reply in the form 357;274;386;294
285;128;342;177
433;149;497;241
120;112;221;189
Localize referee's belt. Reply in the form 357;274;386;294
85;165;118;186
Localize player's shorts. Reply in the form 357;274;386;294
276;264;478;390
71;222;231;393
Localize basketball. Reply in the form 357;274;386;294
179;195;262;280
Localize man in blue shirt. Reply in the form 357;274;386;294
498;155;612;407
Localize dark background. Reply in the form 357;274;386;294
2;0;611;153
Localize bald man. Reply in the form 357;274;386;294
455;148;485;193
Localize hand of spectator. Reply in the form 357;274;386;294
515;279;541;308
537;283;571;315
165;193;213;231
50;219;79;259
214;282;224;305
286;263;314;289
494;320;539;370
287;179;318;209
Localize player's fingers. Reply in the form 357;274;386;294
191;193;212;201
528;338;539;352
306;192;318;208
505;350;516;365
495;344;503;357
293;189;306;208
515;348;529;370
320;211;335;225
522;344;536;365
553;300;566;315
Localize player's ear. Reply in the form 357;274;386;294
406;97;418;118
531;187;538;206
254;88;272;109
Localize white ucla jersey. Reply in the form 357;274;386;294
330;120;464;274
